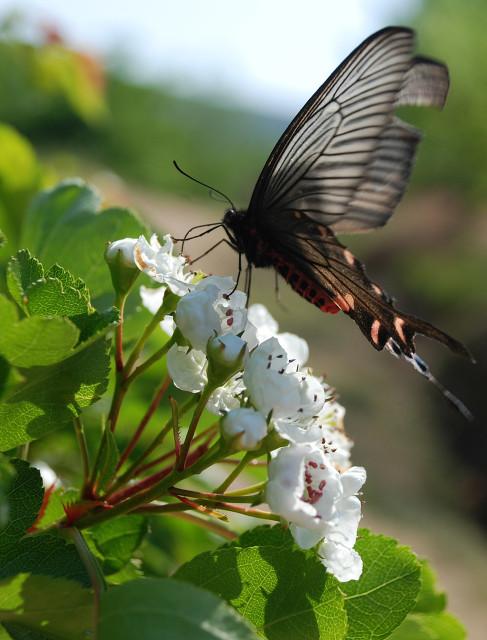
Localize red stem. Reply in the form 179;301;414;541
116;376;171;471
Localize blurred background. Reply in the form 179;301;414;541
0;0;485;636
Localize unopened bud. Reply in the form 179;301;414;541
206;333;246;387
105;238;139;295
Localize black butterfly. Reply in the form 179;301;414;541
178;27;473;418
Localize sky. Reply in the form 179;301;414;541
0;0;418;116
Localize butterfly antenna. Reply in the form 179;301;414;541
173;161;236;211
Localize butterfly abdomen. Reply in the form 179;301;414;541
266;248;340;314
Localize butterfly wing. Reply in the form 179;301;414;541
248;27;449;233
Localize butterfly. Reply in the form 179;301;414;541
178;27;473;418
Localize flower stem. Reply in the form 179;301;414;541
171;487;262;504
168;510;237;540
177;387;214;470
124;311;166;376
222;481;267;497
114;293;126;373
125;335;176;385
65;527;106;628
116;375;172;472
214;452;254;493
73;416;90;491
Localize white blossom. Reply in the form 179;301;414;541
266;443;366;582
166;345;207;393
244;305;308;365
139;285;176;337
175;276;247;351
134;234;193;295
222;407;268;450
243;337;324;422
206;374;245;415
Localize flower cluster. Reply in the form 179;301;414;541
105;234;366;582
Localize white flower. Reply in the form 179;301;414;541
266;443;366;582
167;345;207;393
206;373;245;415
207;333;246;369
243;338;324;421
166;344;245;415
134;234;193;295
175;276;247;351
244;304;309;365
221;407;268;450
105;237;138;267
314;401;353;469
139;285;176;337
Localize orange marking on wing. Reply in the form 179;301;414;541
372;284;382;296
343;249;355;266
333;293;351;313
344;293;355;310
394;316;407;343
371;319;381;345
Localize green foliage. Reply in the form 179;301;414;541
389;560;466;640
0;455;15;528
0;125;40;253
89;515;148;574
0;336;110;450
0;460;42;552
91;426;119;494
340;530;421;640
98;578;259;640
0;573;93;639
21;181;147;304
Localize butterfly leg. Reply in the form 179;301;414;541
188;238;234;265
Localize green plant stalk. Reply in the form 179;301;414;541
73;416;90;491
125;334;176;384
224;481;267;497
109;395;198;492
65;527;106;630
168;510;238;540
73;442;224;530
214;452;254;493
171;487;263;504
177;385;216;470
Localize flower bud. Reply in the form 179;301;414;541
221;408;268;451
206;333;246;387
105;238;139;295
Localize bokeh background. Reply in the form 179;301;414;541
0;0;485;636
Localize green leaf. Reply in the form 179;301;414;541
6;251;44;309
35;487;78;530
176;530;347;640
21;180;100;259
89;515;148;574
98;578;259;640
414;560;447;614
92;426;119;494
22;181;147;302
0;308;80;368
388;612;466;640
0;457;16;528
0;574;93;640
0;337;110;450
388;559;465;640
341;530;421;640
6;252;117;345
0;460;43;552
0;534;89;587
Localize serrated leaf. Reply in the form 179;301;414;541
176;538;347;640
89;515;148;574
0;312;80;368
21;180;101;258
0;337;110;450
0;574;93;640
99;578;259;640
0;460;43;552
341;530;421;640
235;524;294;549
6;252;44;309
0;534;89;587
